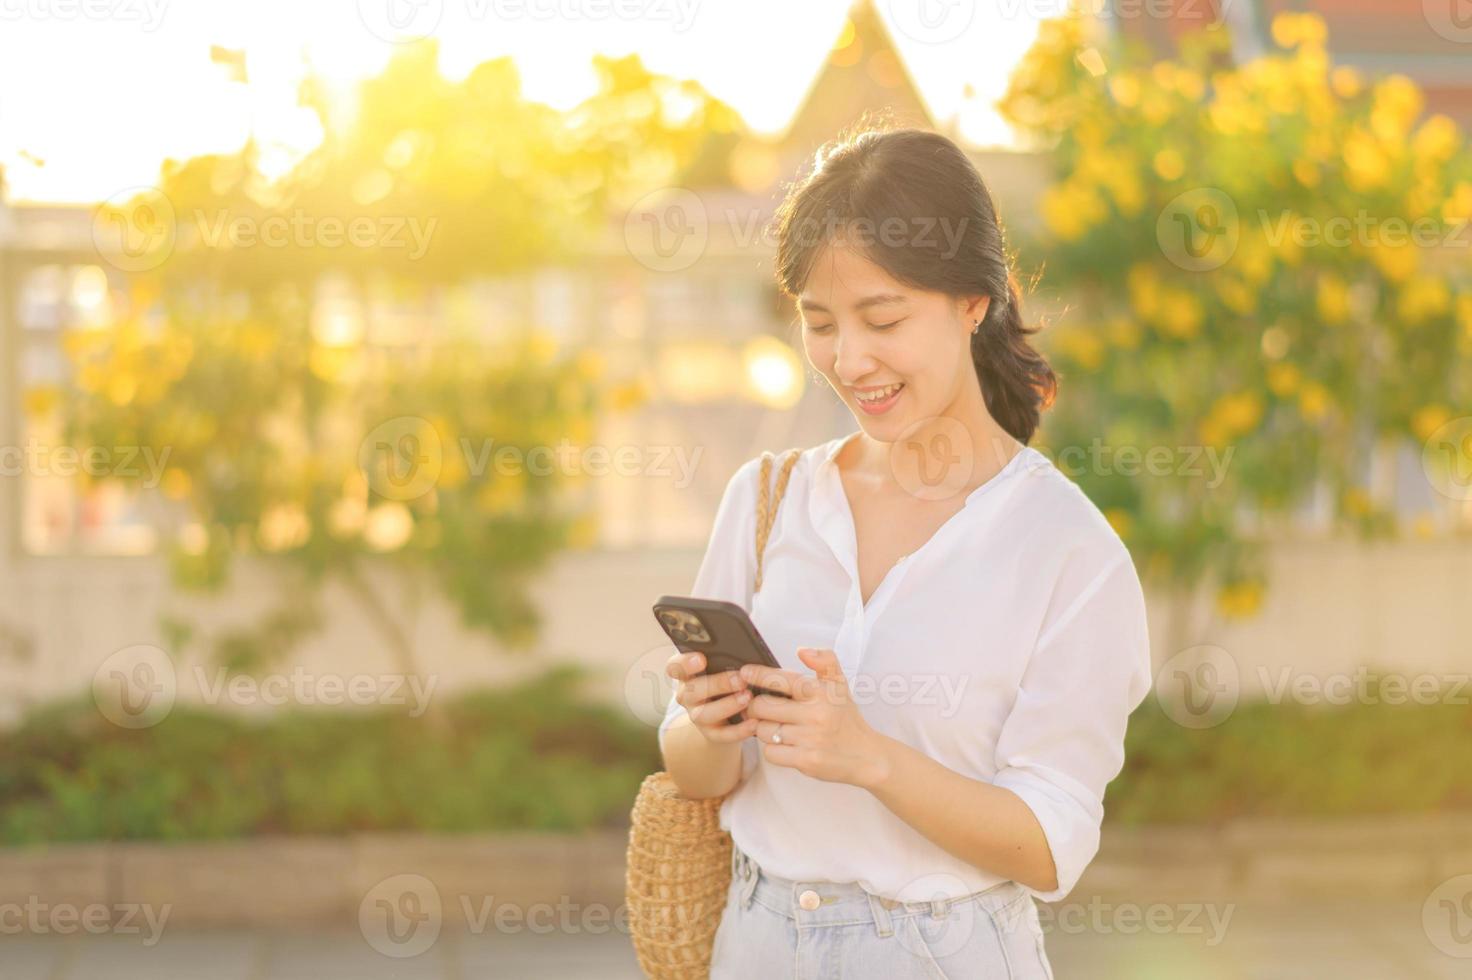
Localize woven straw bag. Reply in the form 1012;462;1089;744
626;448;802;980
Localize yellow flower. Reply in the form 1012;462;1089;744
1127;263;1161;320
1153;148;1185;181
1371;241;1417;284
1396;276;1450;325
1343;128;1391;192
1330;66;1362;100
1445;182;1472;222
1157;289;1204;339
1214;391;1264;436
1370;74;1423;143
1056;327;1105;370
1298;381;1331;420
1316;273;1349;324
1216;277;1256;316
1106;316;1142;350
1291;159;1319;188
1216;580;1263;619
22;385;59;417
1104;508;1132;539
1109;74;1140;108
161;468;192;501
1412;405;1453;443
1411;115;1460;164
1267;362;1301;397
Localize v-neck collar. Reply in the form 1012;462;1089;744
807;430;1038;621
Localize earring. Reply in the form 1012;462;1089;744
971;319;980;335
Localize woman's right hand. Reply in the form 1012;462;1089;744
666;652;759;743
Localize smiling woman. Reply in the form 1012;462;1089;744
658;125;1152;980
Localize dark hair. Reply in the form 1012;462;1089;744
771;124;1057;444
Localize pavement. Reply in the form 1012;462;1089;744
3;897;1468;979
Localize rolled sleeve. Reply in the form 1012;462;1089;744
658;457;762;741
991;549;1153;902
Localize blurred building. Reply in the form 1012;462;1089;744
1119;0;1472;127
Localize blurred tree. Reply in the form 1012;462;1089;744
1001;13;1472;649
52;43;742;679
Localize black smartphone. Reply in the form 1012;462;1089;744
652;595;790;724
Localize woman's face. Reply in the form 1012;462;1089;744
798;239;988;442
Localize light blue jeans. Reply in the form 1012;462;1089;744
709;844;1055;979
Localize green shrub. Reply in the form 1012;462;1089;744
0;664;661;844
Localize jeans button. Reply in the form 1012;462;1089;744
798;889;821;911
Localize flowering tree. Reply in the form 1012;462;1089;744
1001;13;1472;646
48;45;738;677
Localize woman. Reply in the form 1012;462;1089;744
658;127;1153;979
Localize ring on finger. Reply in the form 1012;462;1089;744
771;723;784;745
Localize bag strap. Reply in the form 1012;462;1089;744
753;449;801;594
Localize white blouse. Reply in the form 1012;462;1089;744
660;431;1153;903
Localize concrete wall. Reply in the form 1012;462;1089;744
0;531;1469;729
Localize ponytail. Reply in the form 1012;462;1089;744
971;273;1057;445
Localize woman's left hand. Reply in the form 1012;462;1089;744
740;648;889;789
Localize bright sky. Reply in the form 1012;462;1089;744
0;0;1044;204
